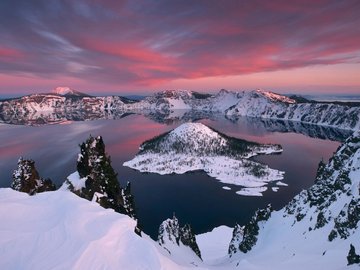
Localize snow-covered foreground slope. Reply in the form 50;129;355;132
124;122;285;196
0;189;198;270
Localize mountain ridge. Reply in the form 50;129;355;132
0;88;359;131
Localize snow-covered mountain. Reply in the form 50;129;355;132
1;88;359;131
0;93;139;115
226;90;360;131
124;122;285;196
52;86;89;97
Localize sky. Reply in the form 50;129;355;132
0;0;359;96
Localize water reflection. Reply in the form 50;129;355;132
0;110;351;141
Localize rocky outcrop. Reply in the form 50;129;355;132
228;204;272;255
286;134;360;240
228;131;360;258
158;214;202;260
11;157;56;195
347;244;360;265
228;224;243;257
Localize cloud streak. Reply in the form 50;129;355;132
0;0;359;93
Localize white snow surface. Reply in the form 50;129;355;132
64;171;87;190
165;97;192;110
236;186;268;196
196;226;233;263
0;189;195;270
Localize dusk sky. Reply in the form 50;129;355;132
0;0;359;96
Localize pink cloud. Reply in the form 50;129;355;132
0;0;359;94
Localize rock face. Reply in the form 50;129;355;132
124;122;285;196
228;205;272;256
238;205;272;253
228;224;243;257
347;244;360;265
11;157;56;195
289;134;360;241
228;131;360;266
158;214;202;260
64;135;137;219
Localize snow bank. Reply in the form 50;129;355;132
196;226;233;263
0;189;192;270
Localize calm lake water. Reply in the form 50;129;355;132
0;114;343;238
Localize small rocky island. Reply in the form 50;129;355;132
124;122;285;196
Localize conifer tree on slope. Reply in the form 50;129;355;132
72;135;138;220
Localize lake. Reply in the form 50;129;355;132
0;113;345;238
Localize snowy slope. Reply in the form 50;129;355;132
0;189;196;270
227;131;360;269
124;122;285;196
196;226;233;263
226;90;360;131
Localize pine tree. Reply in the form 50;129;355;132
11;157;56;195
71;135;139;227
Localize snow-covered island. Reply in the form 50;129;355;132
124;122;285;196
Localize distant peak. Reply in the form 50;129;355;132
219;89;229;94
53;87;74;95
52;87;88;97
